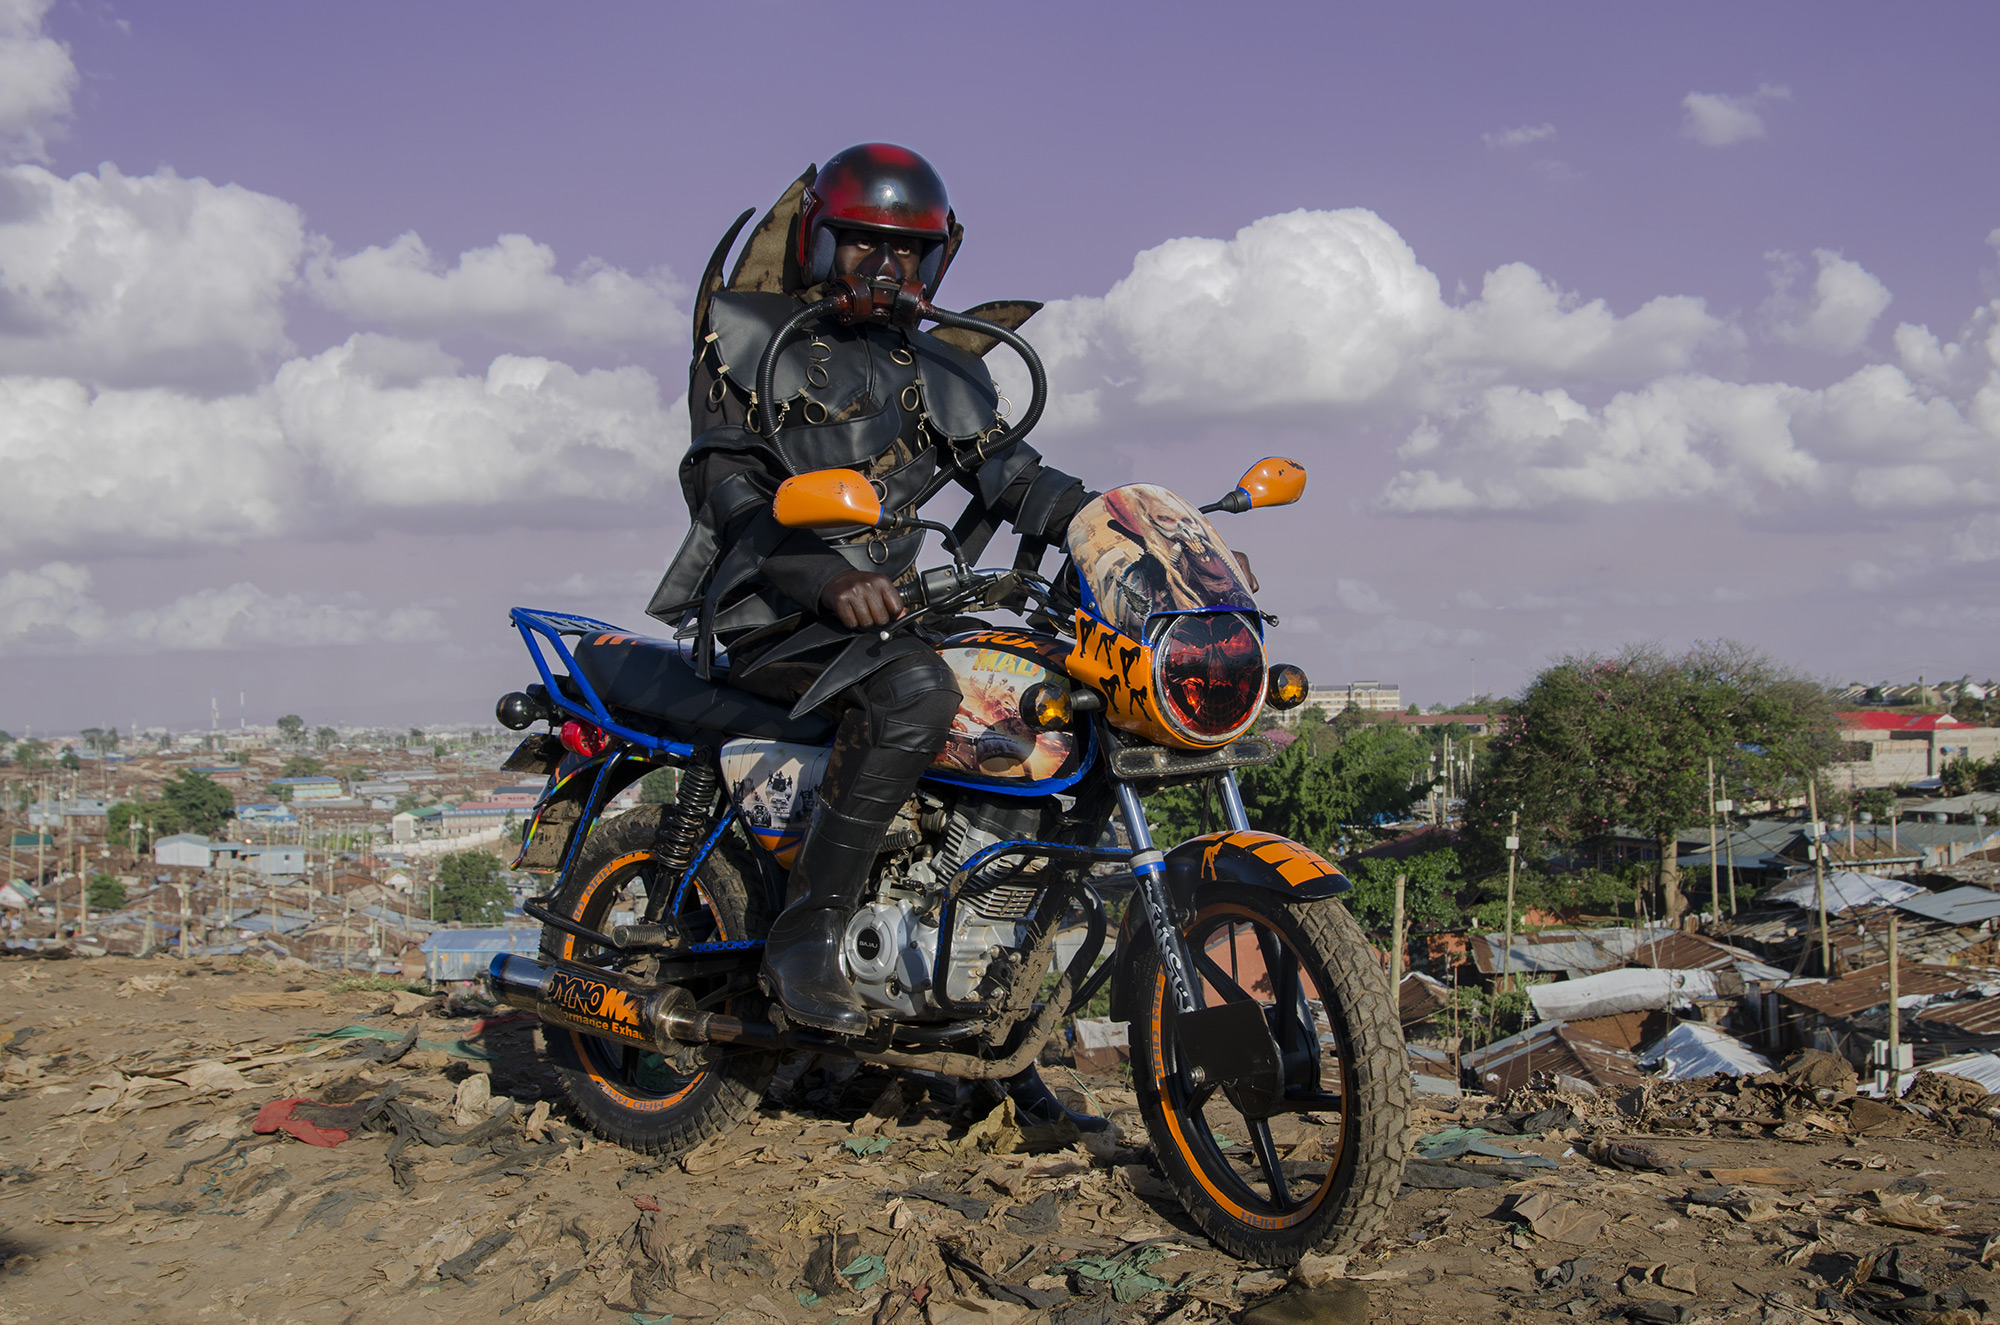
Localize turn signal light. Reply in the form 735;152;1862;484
559;718;610;758
1266;663;1309;710
1020;681;1073;732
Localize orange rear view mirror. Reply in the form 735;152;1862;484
772;469;882;530
1202;457;1308;514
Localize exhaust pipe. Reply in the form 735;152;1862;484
486;953;780;1052
486;953;1065;1079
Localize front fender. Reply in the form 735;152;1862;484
1164;830;1351;905
1105;829;1349;1023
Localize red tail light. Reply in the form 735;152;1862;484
1154;612;1267;744
559;718;610;758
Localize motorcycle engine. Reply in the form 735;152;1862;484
841;793;1054;1020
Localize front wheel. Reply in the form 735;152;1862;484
1119;882;1409;1265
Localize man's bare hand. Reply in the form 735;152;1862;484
1233;550;1260;592
820;569;905;628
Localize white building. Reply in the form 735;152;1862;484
154;834;214;868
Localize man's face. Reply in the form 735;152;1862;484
832;228;927;284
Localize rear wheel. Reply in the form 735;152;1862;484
1121;882;1408;1265
539;803;778;1156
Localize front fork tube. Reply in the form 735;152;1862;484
1116;781;1202;1016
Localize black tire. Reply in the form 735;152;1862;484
539;803;778;1156
1119;882;1408;1265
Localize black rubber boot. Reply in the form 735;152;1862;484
1002;1066;1109;1134
760;805;880;1036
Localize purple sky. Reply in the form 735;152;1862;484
5;1;1999;733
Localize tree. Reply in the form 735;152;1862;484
110;800;176;847
87;876;127;910
1238;721;1435;853
1346;848;1462;931
280;754;326;779
1142;722;1435;857
435;851;509;923
160;770;235;837
59;748;81;770
11;737;50;769
638;768;680;804
276;714;305;743
1467;641;1838;920
314;726;337;751
80;727;119;754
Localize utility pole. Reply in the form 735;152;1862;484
1887;911;1902;1099
1720;777;1738;914
1707;757;1720;920
1390;872;1407;990
1501;810;1520;993
1808;779;1831;976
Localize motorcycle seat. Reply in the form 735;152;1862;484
570;632;833;744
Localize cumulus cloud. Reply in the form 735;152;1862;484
1333;578;1393;614
0;163;305;389
1378;376;1821;513
1951;513;2000;562
0;333;684;555
0;0;74;162
305;232;686;349
0;561;445;655
1762;249;1892;354
1483;123;1555;149
1008;209;1737;423
1682;84;1790;147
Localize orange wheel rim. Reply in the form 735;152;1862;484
1148;901;1351;1230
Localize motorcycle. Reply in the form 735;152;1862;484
483;293;1408;1265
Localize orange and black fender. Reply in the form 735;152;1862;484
1105;829;1349;1022
1165;830;1351;904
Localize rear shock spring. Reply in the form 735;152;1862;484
653;755;721;883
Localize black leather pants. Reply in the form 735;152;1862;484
735;645;959;1031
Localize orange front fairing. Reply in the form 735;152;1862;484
1066;610;1231;751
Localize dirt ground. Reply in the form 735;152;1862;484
4;954;1999;1325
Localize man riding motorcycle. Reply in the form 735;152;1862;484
647;144;1112;1125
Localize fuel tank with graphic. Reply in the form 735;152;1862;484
923;630;1085;792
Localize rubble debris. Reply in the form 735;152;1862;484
1502;1191;1609;1246
1586;1139;1678;1173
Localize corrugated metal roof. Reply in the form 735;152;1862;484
1895;885;2000;926
1630;933;1792;982
1763;870;1924;914
419;927;540;953
1641;1022;1773;1080
1913;995;2000;1037
1775;962;1983;1018
1461;1020;1648;1096
1471;922;1679;975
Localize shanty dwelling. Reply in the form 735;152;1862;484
152;834;213;868
1459;1014;1656;1098
1816;884;2000;976
420;927;542;986
1766;962;2000;1069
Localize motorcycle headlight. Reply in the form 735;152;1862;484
1153;612;1267;744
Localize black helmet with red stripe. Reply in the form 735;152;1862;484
797;143;955;294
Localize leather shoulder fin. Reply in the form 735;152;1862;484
727;166;815;294
692;208;756;344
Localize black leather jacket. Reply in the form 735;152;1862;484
646;291;1087;676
